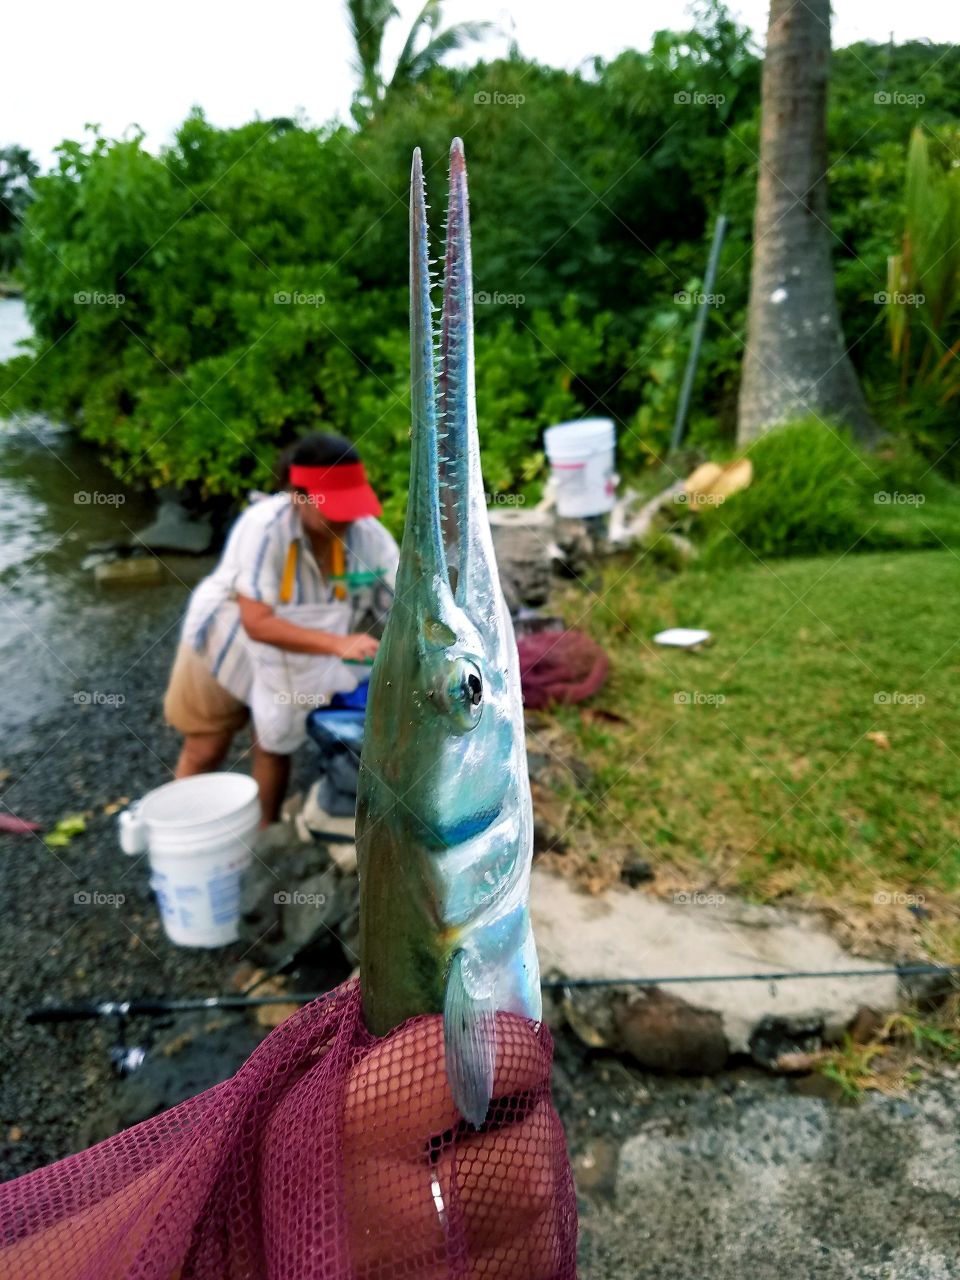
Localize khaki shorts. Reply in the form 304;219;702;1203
163;644;250;737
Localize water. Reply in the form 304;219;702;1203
0;298;210;739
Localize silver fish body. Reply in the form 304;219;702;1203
355;139;541;1125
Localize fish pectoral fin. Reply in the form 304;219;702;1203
443;951;496;1128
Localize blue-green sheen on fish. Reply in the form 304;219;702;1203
355;138;541;1126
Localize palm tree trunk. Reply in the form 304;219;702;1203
737;0;876;443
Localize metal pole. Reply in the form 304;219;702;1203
670;213;728;452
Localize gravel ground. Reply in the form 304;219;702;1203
1;594;957;1277
552;1032;960;1279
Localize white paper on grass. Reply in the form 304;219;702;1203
653;627;712;648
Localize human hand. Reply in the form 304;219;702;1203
335;632;380;662
339;1014;569;1279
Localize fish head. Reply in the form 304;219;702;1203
362;139;520;847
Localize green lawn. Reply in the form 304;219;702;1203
546;547;960;960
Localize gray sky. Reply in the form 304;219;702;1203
3;1;954;169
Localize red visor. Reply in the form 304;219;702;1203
288;461;382;521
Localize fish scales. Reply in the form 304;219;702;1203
355;139;541;1126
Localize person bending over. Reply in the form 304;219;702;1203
163;432;398;824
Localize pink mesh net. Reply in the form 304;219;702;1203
518;631;609;711
0;980;577;1279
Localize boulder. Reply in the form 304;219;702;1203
531;868;899;1070
239;824;358;964
94;556;162;585
613;988;728;1073
490;523;552;609
131;496;213;554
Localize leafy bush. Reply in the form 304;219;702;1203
1;8;958;512
695;420;960;562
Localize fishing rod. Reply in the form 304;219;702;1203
27;959;960;1027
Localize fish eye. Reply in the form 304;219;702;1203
435;657;483;729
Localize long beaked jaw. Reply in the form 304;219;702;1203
437;137;475;601
405;146;448;591
403;138;493;610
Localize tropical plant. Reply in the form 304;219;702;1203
346;0;493;117
886;126;960;403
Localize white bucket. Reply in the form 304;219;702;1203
544;418;617;518
118;773;260;948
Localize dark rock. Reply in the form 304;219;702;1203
239;825;360;964
613;988;729;1074
490;523;552;609
131;496;213;554
281;869;353;951
574;1137;621;1204
620;856;655;888
749;1015;824;1069
849;1005;885;1044
552;517;595;579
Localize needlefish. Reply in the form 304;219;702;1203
355;138;541;1126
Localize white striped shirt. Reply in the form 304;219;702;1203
182;493;399;682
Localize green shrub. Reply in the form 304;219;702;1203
695;420;960;562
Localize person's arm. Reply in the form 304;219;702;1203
238;596;379;661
